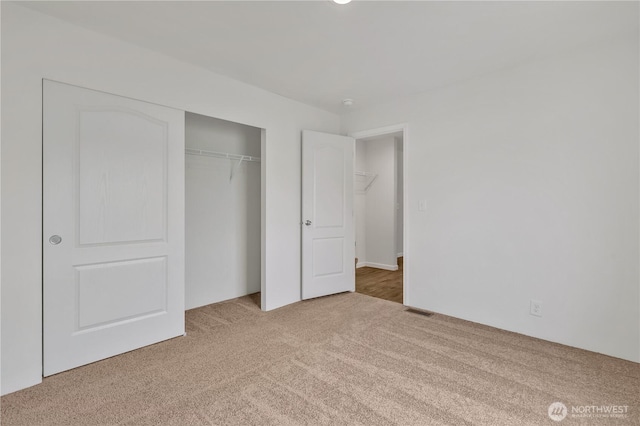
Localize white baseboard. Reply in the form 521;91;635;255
357;262;398;271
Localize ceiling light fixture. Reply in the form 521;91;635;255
342;98;354;107
333;0;352;4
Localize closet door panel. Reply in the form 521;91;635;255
43;80;185;376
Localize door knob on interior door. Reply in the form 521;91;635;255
305;220;312;226
49;235;62;245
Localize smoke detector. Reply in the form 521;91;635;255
342;99;354;107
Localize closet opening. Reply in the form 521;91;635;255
185;112;263;310
354;131;404;304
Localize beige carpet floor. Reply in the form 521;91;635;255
1;292;638;425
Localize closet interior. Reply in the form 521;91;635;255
185;112;262;310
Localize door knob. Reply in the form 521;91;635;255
49;235;62;245
305;220;312;226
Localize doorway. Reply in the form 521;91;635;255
184;112;263;310
350;125;407;305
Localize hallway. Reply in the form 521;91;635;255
355;257;403;303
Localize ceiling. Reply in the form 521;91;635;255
18;1;639;114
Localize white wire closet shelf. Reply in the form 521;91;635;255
186;148;260;180
355;170;377;193
185;148;261;162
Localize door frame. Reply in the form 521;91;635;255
349;124;409;306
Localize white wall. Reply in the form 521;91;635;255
0;3;339;395
396;138;404;257
185;113;261;309
186;112;261;157
342;36;640;362
355;140;367;263
363;137;397;270
355;136;403;269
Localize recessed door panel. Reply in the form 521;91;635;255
78;109;167;245
313;146;344;229
75;257;168;331
312;238;344;277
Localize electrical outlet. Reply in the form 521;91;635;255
530;300;543;317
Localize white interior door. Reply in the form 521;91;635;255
43;80;185;376
301;130;355;299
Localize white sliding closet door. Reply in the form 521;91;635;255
43;80;185;376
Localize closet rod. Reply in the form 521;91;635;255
185;148;261;162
